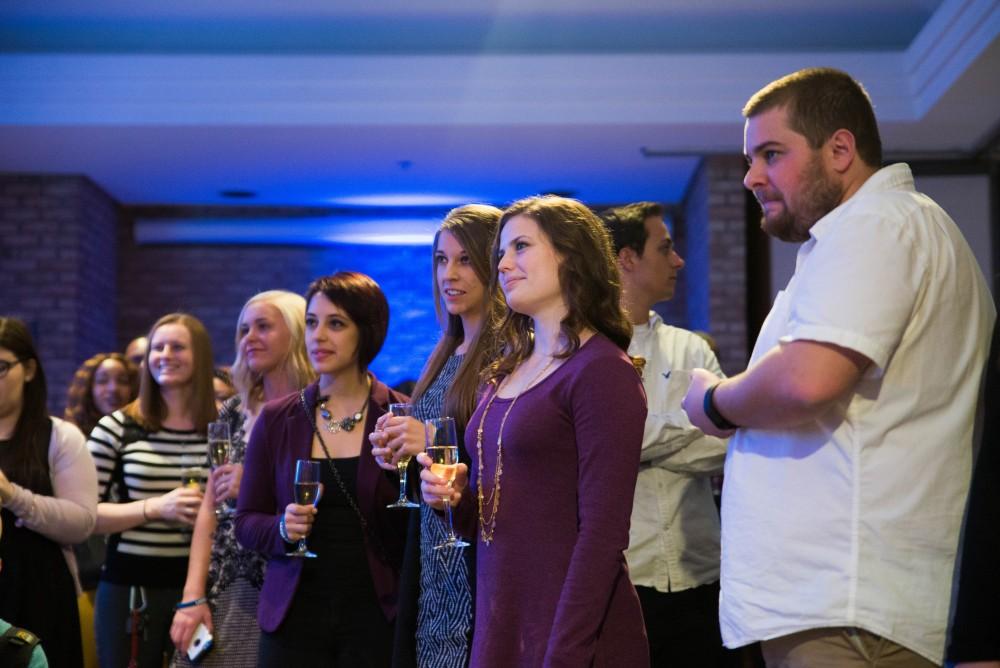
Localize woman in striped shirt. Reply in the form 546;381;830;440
87;313;217;668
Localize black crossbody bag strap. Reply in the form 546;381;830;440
298;389;391;565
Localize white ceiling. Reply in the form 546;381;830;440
0;0;997;212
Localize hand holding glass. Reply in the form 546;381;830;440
208;421;235;518
425;417;469;550
287;459;321;558
386;403;420;509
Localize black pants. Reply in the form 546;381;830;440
95;581;181;668
637;581;727;668
258;585;393;668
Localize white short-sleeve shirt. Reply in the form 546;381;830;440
720;163;995;664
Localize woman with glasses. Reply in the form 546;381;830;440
0;317;98;668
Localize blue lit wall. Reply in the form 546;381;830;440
117;238;444;391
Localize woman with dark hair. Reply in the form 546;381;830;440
369;204;502;667
0;317;98;668
170;290;316;667
211;367;237;410
87;313;216;668
65;352;139;450
420;195;650;667
235;272;409;667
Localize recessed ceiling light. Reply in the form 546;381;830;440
219;189;257;199
328;194;474;207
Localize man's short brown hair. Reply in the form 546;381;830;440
743;67;882;168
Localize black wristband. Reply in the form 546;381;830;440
704;382;739;431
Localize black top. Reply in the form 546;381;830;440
301;457;374;598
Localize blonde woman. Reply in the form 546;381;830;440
170;291;314;667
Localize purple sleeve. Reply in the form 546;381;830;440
234;408;286;557
544;353;646;667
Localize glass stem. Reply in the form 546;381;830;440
443;496;456;540
397;461;409;500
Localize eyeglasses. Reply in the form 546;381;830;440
0;359;24;379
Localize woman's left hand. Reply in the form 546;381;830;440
417;452;467;510
211;464;243;503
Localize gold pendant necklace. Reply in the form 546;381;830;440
476;355;556;545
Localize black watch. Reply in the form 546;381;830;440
703;382;739;430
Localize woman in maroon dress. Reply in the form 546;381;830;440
420;195;649;668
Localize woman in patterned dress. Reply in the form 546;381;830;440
369;204;503;667
169;291;315;666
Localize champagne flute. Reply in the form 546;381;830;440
287;459;321;558
208;421;235;519
180;455;205;491
425;417;469;550
178;455;205;533
386;403;420;509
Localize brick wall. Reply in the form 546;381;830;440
2;170;754;411
117;215;440;389
0;174;119;414
681;156;749;375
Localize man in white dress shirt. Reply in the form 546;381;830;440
683;67;996;667
600;202;728;667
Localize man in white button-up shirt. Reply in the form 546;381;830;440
601;202;729;667
683;68;995;667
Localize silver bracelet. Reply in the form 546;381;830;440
278;515;293;543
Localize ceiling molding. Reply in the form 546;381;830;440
906;0;1000;116
0;51;915;130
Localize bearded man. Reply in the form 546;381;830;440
683;67;995;667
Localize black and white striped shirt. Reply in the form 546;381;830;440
87;410;207;586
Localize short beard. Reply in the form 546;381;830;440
760;156;844;243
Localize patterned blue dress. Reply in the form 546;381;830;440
409;355;474;668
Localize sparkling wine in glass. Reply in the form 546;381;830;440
287;459;321;558
386;403;420;509
425;417;469;550
208;421;235;518
180;454;205;491
178;456;205;533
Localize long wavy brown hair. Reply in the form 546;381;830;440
410;204;504;430
123;313;217;433
64;352;139;438
487;195;632;381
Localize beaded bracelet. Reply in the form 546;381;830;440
278;515;293;543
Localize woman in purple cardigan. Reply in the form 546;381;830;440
235;272;409;667
420;196;650;668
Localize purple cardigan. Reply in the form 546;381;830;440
234;377;409;632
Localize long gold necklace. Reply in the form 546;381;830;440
476;355;556;545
